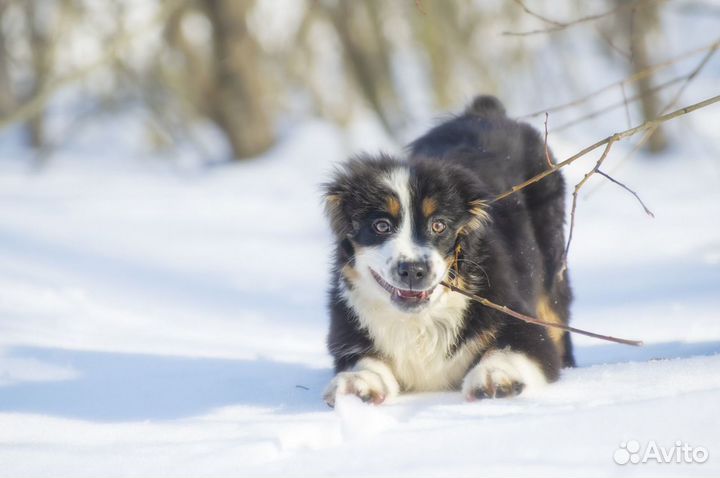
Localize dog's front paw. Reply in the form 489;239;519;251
462;349;547;401
323;370;387;407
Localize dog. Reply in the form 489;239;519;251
322;95;574;406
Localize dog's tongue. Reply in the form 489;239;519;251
397;289;427;299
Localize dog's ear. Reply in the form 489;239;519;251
462;198;491;234
323;191;346;236
322;180;354;238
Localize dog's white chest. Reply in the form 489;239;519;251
383;321;475;391
345;288;475;391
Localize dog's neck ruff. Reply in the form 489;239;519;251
340;274;472;391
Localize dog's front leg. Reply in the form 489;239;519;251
461;347;550;401
323;357;400;407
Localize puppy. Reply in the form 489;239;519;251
322;95;574;406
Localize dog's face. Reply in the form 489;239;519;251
324;155;489;312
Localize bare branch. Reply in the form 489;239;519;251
508;0;565;28
596;170;655;217
620;82;632;128
543;112;553;168
441;281;643;346
517;38;720;120
502;0;651;37
595;24;631;60
549;74;686;133
562;140;616;275
492;94;720;203
587;37;720;195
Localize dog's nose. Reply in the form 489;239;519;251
397;261;428;286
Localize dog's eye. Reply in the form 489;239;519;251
372;218;393;235
431;220;447;234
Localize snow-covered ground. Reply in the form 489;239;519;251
2;4;720;467
1;102;719;476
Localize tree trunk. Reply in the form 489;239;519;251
325;0;400;133
621;0;668;153
203;0;274;160
0;3;14;115
25;1;51;148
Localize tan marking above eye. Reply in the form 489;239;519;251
386;196;401;218
422;197;438;217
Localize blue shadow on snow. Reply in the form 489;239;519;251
0;347;332;421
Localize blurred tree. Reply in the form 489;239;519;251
0;2;13;115
161;0;275;160
203;0;274;159
0;0;687;161
324;0;400;132
615;0;668;153
24;1;51;148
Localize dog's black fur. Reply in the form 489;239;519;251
323;96;574;403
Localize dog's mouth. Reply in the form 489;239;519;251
370;268;436;307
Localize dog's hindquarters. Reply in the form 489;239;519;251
412;94;576;368
517;123;575;367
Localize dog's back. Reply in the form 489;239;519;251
409;95;574;367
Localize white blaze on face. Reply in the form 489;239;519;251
382;167;417;262
352;166;448;299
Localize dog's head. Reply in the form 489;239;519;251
323;154;490;312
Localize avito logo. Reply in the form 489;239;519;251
614;440;709;465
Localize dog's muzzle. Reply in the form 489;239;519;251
370;268;436;309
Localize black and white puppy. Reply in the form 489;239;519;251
322;96;574;406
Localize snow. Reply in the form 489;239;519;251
2;10;720;475
1;109;719;476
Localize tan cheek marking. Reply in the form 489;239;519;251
422;197;438;218
341;240;361;283
341;264;360;283
536;294;565;352
387;196;401;218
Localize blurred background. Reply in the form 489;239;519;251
0;1;719;475
1;0;717;162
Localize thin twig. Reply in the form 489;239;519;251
595;24;632;60
517;38;720;120
543;112;553;168
549;74;686;133
492;94;720;203
517;96;719;276
509;0;565;28
441;281;643;346
620;82;632;128
596;170;655;217
561;140;616;274
502;0;650;37
586;37;720;197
